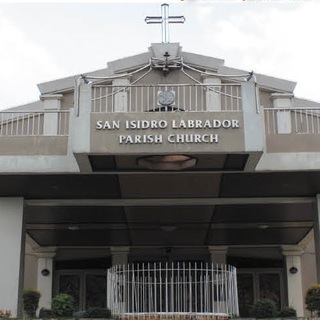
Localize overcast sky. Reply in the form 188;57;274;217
0;1;320;110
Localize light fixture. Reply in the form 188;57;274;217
289;266;298;274
257;224;269;230
68;225;80;231
160;225;177;232
137;154;197;170
41;269;50;276
41;258;50;276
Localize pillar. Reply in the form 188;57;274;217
208;246;228;265
0;198;24;317
111;247;130;266
35;248;56;311
282;245;304;316
203;76;221;111
242;82;264;152
315;195;320;282
41;94;63;135
112;78;130;112
271;93;293;134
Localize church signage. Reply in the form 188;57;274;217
90;112;244;154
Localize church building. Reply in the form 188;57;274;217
1;6;320;318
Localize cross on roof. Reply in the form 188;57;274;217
145;3;185;43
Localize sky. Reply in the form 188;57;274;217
0;1;320;110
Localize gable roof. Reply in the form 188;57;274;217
37;42;296;97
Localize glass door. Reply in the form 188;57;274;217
55;270;107;310
237;274;254;317
237;270;284;317
85;274;107;309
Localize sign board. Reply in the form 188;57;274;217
90;112;244;154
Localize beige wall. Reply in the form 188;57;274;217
0;137;68;155
61;92;74;111
266;135;320;153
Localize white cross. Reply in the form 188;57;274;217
145;3;185;43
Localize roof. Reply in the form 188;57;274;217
37;42;297;97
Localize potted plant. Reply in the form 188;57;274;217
22;289;41;318
305;284;320;316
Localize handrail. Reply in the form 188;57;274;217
264;107;320;134
0;110;70;136
92;84;242;113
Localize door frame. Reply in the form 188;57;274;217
53;269;108;310
237;268;286;310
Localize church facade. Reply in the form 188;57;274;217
1;42;320;318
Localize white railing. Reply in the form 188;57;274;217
0;111;69;136
264;107;320;134
107;263;238;320
92;84;242;113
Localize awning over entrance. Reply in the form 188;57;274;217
0;168;315;248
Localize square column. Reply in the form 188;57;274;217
35;248;56;311
282;245;304;316
208;246;228;265
40;94;63;135
271;93;293;134
203;76;221;111
0;198;24;317
112;78;131;112
315;195;320;282
111;247;130;266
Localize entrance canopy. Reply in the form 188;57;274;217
0;169;315;248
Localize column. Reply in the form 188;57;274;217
282;245;304;316
112;78;130;112
110;247;130;266
41;94;63;135
242;82;264;152
271;93;293;134
203;76;221;111
0;198;24;317
315;195;320;282
35;248;56;311
208;246;228;265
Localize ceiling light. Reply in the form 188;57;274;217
68;225;80;231
160;225;177;232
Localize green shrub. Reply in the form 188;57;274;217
305;284;320;315
22;289;41;318
277;307;297;318
51;293;75;318
84;307;112;318
251;299;278;318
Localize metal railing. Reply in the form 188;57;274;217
264;107;320;134
107;263;239;319
92;84;242;113
0;111;70;136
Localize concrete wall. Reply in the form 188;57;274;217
0;137;68;155
24;242;38;290
0;198;24;317
301;235;317;315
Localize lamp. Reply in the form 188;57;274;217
289;266;298;274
